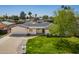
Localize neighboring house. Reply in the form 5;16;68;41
0;21;15;33
0;22;9;33
0;23;6;30
18;22;50;35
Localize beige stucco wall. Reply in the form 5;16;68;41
36;29;43;34
27;28;36;34
11;26;27;34
27;28;49;35
45;29;49;34
12;26;49;35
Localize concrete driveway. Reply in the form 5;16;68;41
0;26;36;54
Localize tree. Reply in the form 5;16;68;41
20;11;26;21
34;14;38;21
43;15;49;21
43;15;48;19
61;5;71;10
61;5;65;9
28;12;32;20
49;16;54;22
3;13;8;20
0;16;4;21
35;14;37;18
53;6;77;36
11;15;19;23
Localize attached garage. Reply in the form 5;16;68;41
10;26;27;37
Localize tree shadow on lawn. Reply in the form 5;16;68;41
55;38;79;54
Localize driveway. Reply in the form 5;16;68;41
0;26;36;54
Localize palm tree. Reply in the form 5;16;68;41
61;5;65;9
61;5;71;10
20;11;26;22
35;14;37;18
34;14;37;21
61;5;68;9
28;12;32;20
67;6;71;10
35;14;37;19
3;13;8;20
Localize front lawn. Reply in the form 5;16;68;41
26;36;79;54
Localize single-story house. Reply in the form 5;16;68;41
0;22;10;33
2;21;15;28
0;21;15;33
0;23;6;30
17;22;50;35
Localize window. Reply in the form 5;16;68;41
29;29;33;32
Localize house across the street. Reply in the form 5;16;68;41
0;23;6;30
19;22;50;35
0;21;15;33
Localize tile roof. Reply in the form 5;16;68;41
0;23;6;29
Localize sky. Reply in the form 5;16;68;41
0;5;79;16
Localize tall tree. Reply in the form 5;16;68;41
61;5;65;9
3;13;8;20
54;6;77;36
11;15;19;23
28;12;32;20
35;14;37;18
61;5;71;10
20;11;26;21
34;14;37;21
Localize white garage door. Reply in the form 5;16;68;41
10;26;27;37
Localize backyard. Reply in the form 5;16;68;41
26;36;79;54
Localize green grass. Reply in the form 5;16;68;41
26;36;79;54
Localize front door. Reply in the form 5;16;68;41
10;26;27;37
36;29;45;34
42;29;45;34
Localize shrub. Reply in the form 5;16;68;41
55;38;70;50
49;24;59;35
70;43;79;53
46;33;53;37
0;30;7;35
